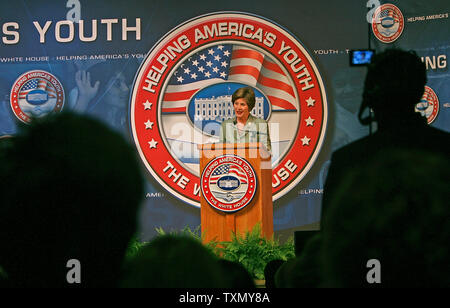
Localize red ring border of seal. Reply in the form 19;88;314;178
422;85;439;124
130;12;328;207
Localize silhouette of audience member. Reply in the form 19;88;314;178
274;234;322;288
322;48;450;218
0;266;6;283
0;112;144;287
0;135;13;153
120;235;229;288
319;49;450;287
217;259;255;288
0;135;14;214
329;67;369;151
321;149;449;287
264;259;285;288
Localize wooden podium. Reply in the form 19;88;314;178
198;142;273;243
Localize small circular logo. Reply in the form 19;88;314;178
10;70;65;124
201;155;257;212
415;86;439;124
371;4;404;43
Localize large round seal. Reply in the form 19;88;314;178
130;12;327;207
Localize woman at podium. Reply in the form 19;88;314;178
219;87;272;152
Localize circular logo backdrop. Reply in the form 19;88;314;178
371;4;404;43
415;85;439;124
130;12;327;207
10;70;65;124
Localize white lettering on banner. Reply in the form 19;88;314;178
194;22;276;47
33;21;52;43
25;56;49;62
278;41;315;91
0;57;23;62
193;183;201;196
142;35;191;93
314;49;339;55
408;13;449;23
122;18;141;41
2;22;20;44
79;20;97;42
298;188;323;195
163;161;190;189
55;20;75;43
54;54;133;61
421;55;447;70
426;13;449;20
89;54;125;60
101;19;119;41
32;18;141;43
272;160;298;188
146;192;166;198
408;16;426;22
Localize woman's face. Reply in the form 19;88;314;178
233;98;250;122
105;72;130;107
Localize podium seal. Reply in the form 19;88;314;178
201;155;257;212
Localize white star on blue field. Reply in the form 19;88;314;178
169;45;232;85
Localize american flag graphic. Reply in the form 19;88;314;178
162;44;297;114
378;8;400;23
19;78;56;100
210;164;248;184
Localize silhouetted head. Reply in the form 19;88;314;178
0;112;144;287
0;135;13;149
218;259;255;288
264;259;285;288
121;235;228;288
359;48;427;126
217;259;255;288
274;234;322;288
321;149;449;287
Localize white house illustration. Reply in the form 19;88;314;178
194;95;265;121
218;179;240;189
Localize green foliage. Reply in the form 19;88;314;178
145;224;295;280
155;225;202;239
218;224;295;280
126;226;208;261
154;225;220;254
0;266;8;280
124;235;148;261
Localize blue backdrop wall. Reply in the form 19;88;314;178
1;0;448;241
